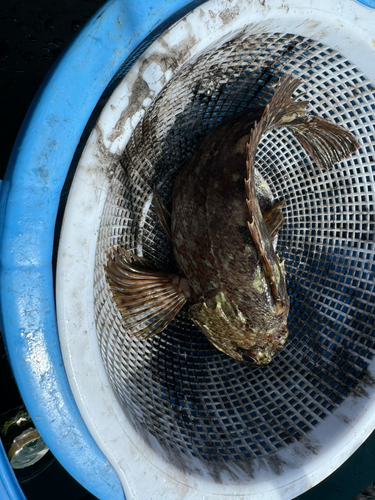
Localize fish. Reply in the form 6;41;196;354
104;76;359;365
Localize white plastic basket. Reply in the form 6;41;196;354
56;1;375;498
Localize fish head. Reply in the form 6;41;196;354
236;325;289;365
190;291;289;366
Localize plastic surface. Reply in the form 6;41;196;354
0;439;27;500
56;1;375;499
355;0;375;8
0;0;202;498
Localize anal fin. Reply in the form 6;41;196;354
104;246;189;339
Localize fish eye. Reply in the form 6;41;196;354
242;353;257;364
238;346;266;365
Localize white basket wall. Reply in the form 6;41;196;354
56;1;375;499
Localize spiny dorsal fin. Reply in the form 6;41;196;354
245;76;303;306
245;75;359;304
104;246;188;339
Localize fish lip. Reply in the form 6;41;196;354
271;326;289;350
235;323;288;364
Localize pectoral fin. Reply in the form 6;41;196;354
263;200;285;240
104;246;188;338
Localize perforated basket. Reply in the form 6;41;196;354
56;1;375;499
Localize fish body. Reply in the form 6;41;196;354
105;77;359;365
171;107;288;364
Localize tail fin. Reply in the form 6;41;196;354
287;115;360;169
247;75;359;169
254;75;359;169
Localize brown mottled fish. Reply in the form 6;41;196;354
104;76;359;365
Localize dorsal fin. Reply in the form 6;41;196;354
245;75;359;305
245;76;305;307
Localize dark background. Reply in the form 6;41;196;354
0;0;106;179
0;1;374;499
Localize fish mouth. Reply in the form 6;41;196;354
238;326;288;365
272;326;289;350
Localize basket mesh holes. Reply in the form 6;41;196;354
93;30;375;477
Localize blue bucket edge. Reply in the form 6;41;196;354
0;1;205;499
